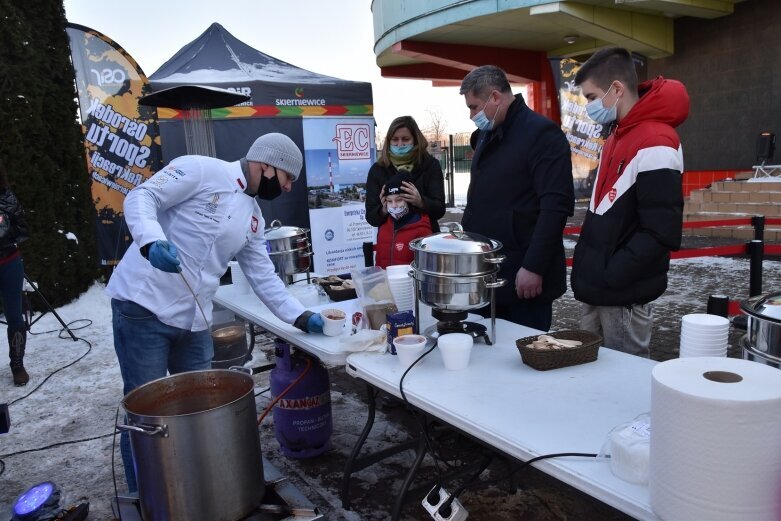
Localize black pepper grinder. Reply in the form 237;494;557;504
362;241;374;267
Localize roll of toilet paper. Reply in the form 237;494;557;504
650;357;781;521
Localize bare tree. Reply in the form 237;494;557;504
423;108;448;149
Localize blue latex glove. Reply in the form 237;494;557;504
307;313;324;334
148;240;181;273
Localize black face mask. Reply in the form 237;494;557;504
256;168;283;200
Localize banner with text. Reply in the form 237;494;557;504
557;58;608;199
302;117;375;275
66;23;162;265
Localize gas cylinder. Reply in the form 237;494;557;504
270;339;333;458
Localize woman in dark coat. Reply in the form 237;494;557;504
365;116;446;233
0;158;30;385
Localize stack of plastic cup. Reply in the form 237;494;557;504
679;313;729;358
386;264;414;312
229;261;251;294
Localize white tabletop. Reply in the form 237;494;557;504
345;318;659;521
213;284;453;365
214;284;361;365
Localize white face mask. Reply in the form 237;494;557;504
585;86;618;125
388;204;409;220
471;95;496;131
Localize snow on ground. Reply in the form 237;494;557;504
1;253;780;519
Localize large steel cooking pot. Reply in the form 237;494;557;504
409;225;505;277
118;369;264;521
264;219;310;253
741;291;781;364
211;323;248;369
264;220;312;275
411;265;506;311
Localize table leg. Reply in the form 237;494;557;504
341;382;425;512
391;434;428;521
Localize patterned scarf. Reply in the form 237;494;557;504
388;148;417;172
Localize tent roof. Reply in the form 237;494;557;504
150;23;358;86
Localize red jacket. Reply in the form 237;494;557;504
374;212;431;269
572;76;689;306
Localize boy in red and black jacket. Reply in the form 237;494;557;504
374;172;431;268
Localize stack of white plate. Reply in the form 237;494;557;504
386;264;414;312
679;313;729;358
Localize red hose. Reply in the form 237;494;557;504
257;356;312;425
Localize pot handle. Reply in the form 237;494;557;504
440;222;463;233
484;254;506;264
230;366;252;375
485;278;506;289
116;423;168;438
270;219;282;230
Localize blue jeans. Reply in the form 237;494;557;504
0;255;25;331
111;299;214;493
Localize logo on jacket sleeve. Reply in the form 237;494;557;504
395;243;404;252
608;188;617;202
251;216;258;233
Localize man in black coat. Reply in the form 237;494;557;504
460;65;574;331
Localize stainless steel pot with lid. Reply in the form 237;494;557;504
264;219;313;277
264;219;310;253
409;223;505;276
741;291;781;364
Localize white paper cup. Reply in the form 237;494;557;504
394;334;427;367
438;333;473;370
320;308;346;336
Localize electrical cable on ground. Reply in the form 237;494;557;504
398;341;449;486
9;327;93;406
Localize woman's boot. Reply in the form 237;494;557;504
8;327;28;386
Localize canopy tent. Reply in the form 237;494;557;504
148;23;373;230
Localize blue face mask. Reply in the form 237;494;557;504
586;87;618;125
471;96;496;131
390;143;414;155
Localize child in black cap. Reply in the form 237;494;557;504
374;171;432;268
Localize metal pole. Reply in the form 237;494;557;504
448;134;455;207
748;239;764;296
752;215;766;241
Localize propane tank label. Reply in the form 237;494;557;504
274;391;331;410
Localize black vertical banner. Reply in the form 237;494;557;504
66;23;162;265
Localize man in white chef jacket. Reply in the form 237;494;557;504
106;132;323;493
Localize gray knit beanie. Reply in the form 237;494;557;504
246;133;303;181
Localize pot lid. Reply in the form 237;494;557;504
410;229;501;254
741;292;781;323
264;219;309;240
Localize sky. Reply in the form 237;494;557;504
62;0;484;139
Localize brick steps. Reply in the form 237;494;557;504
684;179;781;243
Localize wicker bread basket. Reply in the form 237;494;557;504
515;330;602;371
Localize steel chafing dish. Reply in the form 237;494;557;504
264;219;313;283
409;224;506;343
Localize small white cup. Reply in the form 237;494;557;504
394;334;427;367
438;333;473;370
320;308;346;336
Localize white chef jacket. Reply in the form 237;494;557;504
106;155;305;331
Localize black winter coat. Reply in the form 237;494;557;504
0;188;29;255
365;154;445;233
462;95;574;305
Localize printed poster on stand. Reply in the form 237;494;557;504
302;117;376;275
557;58;608;199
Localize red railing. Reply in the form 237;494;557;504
563;216;781;315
